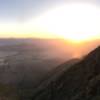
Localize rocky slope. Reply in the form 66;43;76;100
32;46;100;100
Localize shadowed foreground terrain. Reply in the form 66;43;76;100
32;46;100;100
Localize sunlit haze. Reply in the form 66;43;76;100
0;1;100;43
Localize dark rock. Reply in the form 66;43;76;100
32;46;100;100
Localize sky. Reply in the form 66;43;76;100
0;0;100;41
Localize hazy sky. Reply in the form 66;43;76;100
0;0;99;21
0;0;100;40
0;0;63;22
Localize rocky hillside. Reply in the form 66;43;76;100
32;46;100;100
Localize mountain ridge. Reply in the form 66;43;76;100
32;46;100;100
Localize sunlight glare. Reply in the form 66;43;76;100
29;2;100;42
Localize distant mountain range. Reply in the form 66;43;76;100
0;38;100;58
32;46;100;100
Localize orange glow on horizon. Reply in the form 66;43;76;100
0;2;100;43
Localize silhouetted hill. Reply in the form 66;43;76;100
32;46;100;100
32;58;79;94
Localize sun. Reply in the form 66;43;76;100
24;2;100;42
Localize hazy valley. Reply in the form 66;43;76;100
0;39;99;100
